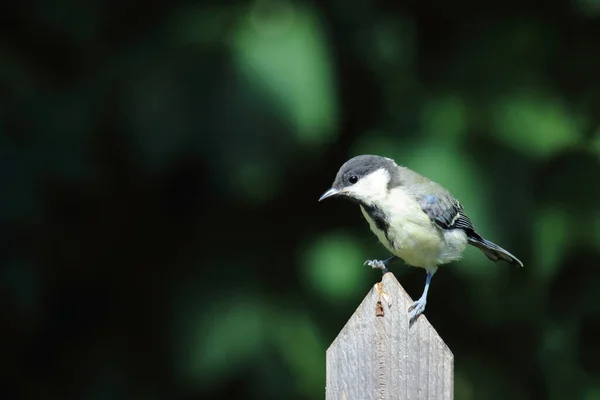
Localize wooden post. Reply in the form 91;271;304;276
325;272;454;400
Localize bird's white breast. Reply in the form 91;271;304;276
360;187;466;269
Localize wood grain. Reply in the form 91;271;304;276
326;272;453;400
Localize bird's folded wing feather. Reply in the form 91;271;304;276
410;184;477;234
407;183;523;266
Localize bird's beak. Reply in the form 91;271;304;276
318;187;341;202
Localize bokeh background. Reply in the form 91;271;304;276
3;0;600;399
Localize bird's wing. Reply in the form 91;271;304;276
411;183;477;234
410;183;523;266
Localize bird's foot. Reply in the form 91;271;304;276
364;256;397;275
408;297;427;327
364;259;389;274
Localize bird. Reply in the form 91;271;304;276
318;154;523;325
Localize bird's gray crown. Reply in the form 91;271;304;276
332;155;398;189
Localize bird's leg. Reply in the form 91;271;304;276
408;270;435;326
364;256;398;274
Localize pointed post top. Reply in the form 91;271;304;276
326;272;454;400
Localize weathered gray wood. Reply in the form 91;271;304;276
326;272;453;400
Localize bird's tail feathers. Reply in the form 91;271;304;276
468;236;524;267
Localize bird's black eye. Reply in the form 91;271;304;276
349;175;358;184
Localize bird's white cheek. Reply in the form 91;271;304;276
346;186;385;204
346;169;390;203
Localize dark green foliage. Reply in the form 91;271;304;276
2;1;600;399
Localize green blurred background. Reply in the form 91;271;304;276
2;0;600;399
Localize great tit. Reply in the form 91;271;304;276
319;154;523;325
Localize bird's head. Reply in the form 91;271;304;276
318;155;398;205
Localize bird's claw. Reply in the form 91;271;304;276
364;259;388;271
408;298;427;326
